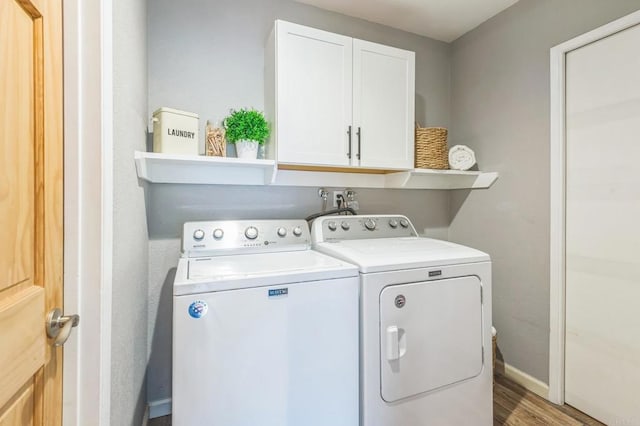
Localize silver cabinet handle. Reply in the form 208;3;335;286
356;127;361;160
347;125;352;159
46;308;80;347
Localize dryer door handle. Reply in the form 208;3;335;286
386;325;407;361
386;326;400;360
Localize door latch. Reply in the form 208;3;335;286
46;308;80;347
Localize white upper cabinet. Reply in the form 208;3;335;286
267;21;353;166
353;39;415;169
266;20;415;170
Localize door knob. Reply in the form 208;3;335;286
46;308;80;347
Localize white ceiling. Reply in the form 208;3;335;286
294;0;519;42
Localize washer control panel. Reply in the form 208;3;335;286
312;215;418;242
183;219;311;257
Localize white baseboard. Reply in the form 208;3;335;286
496;360;550;400
148;398;172;419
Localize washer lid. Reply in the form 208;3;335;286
314;237;489;273
174;249;358;295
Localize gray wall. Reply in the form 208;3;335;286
148;0;451;140
449;0;640;383
112;0;149;424
146;0;453;406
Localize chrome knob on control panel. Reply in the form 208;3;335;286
292;226;303;237
399;219;409;228
364;218;376;231
327;221;337;231
213;228;224;239
341;221;350;231
244;226;259;240
388;219;399;228
193;229;205;241
277;227;287;237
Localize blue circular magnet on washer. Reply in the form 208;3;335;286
188;300;208;318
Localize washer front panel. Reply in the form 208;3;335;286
173;276;360;425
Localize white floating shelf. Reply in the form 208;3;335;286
134;152;498;189
385;169;498;190
134;151;277;185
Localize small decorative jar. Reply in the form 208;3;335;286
205;120;226;157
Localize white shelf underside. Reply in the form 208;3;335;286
134;151;498;190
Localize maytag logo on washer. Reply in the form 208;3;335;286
188;300;208;318
268;288;288;297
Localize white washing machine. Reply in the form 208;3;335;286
173;219;360;426
311;215;493;426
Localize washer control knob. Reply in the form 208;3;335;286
399;219;410;228
277;227;287;237
244;226;259;240
213;228;224;239
292;226;303;237
193;229;205;241
341;221;350;231
364;218;377;231
327;221;337;231
388;219;399;229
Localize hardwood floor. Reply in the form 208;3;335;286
149;375;604;425
148;415;171;426
493;374;604;426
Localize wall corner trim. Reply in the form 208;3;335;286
141;406;150;426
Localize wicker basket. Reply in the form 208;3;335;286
415;125;449;169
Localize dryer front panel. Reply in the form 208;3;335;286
379;276;483;402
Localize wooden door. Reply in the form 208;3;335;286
274;20;353;167
565;22;640;424
0;0;64;424
353;39;414;170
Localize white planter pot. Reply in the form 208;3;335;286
235;140;259;159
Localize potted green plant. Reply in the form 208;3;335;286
224;109;270;159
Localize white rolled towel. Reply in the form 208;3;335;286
448;145;476;171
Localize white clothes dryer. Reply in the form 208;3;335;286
173;219;360;426
312;215;493;426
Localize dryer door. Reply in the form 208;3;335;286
380;276;484;402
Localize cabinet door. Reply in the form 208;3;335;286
276;21;353;166
353;39;415;169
